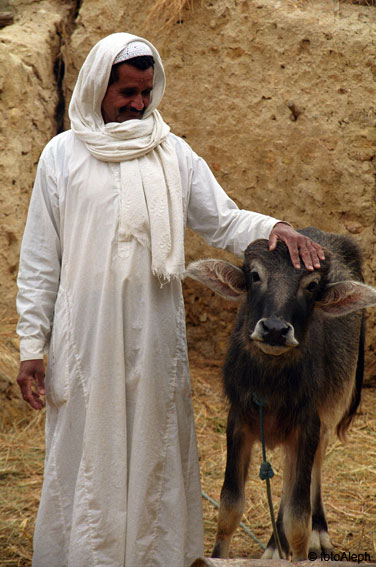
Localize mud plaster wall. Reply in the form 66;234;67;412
1;0;376;375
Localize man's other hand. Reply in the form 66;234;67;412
17;359;46;410
269;222;325;271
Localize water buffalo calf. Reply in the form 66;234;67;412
186;227;376;561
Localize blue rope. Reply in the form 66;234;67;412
201;394;283;558
252;394;283;559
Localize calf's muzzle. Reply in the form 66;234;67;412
251;317;299;354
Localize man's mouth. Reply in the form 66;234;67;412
119;107;144;120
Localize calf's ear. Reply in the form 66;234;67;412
316;281;376;316
184;259;246;300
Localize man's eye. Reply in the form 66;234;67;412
251;271;260;283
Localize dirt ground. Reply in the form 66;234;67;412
0;343;375;565
190;359;376;560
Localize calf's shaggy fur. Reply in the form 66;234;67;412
186;227;376;561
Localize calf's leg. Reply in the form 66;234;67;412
282;417;321;561
212;408;256;558
309;426;333;555
262;487;290;559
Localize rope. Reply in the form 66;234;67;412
201;395;283;558
201;490;266;550
252;394;283;559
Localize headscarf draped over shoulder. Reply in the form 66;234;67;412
68;33;185;281
69;33;169;162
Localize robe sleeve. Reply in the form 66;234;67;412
16;147;62;361
186;150;280;257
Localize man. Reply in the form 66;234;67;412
16;33;324;567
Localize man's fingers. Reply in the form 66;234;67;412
35;370;46;395
315;242;325;261
298;238;325;270
19;376;34;404
297;243;313;271
306;241;324;269
17;360;46;410
19;377;44;410
268;232;278;251
285;240;302;270
269;223;325;271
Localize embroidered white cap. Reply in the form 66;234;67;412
113;41;153;65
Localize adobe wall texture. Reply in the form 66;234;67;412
1;0;375;373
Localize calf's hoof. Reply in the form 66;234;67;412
309;529;334;555
262;545;288;560
211;540;230;559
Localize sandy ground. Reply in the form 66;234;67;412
190;359;376;560
0;350;375;565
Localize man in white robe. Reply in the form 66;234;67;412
16;33;324;567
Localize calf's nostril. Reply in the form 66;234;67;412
261;319;290;344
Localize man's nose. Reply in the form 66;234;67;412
130;94;144;111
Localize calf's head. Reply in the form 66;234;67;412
185;239;376;357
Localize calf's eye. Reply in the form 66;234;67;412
306;281;318;292
251;271;260;283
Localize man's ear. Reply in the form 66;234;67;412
316;281;376;316
184;259;246;301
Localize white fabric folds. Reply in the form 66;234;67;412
16;31;282;567
69;33;185;280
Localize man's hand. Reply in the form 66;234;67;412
269;222;325;271
17;359;46;410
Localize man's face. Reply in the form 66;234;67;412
101;63;154;123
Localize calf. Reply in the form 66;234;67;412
186;227;376;561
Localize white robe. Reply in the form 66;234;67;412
17;129;278;567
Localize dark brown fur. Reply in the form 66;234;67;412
190;228;368;561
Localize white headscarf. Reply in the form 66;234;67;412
69;33;185;280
